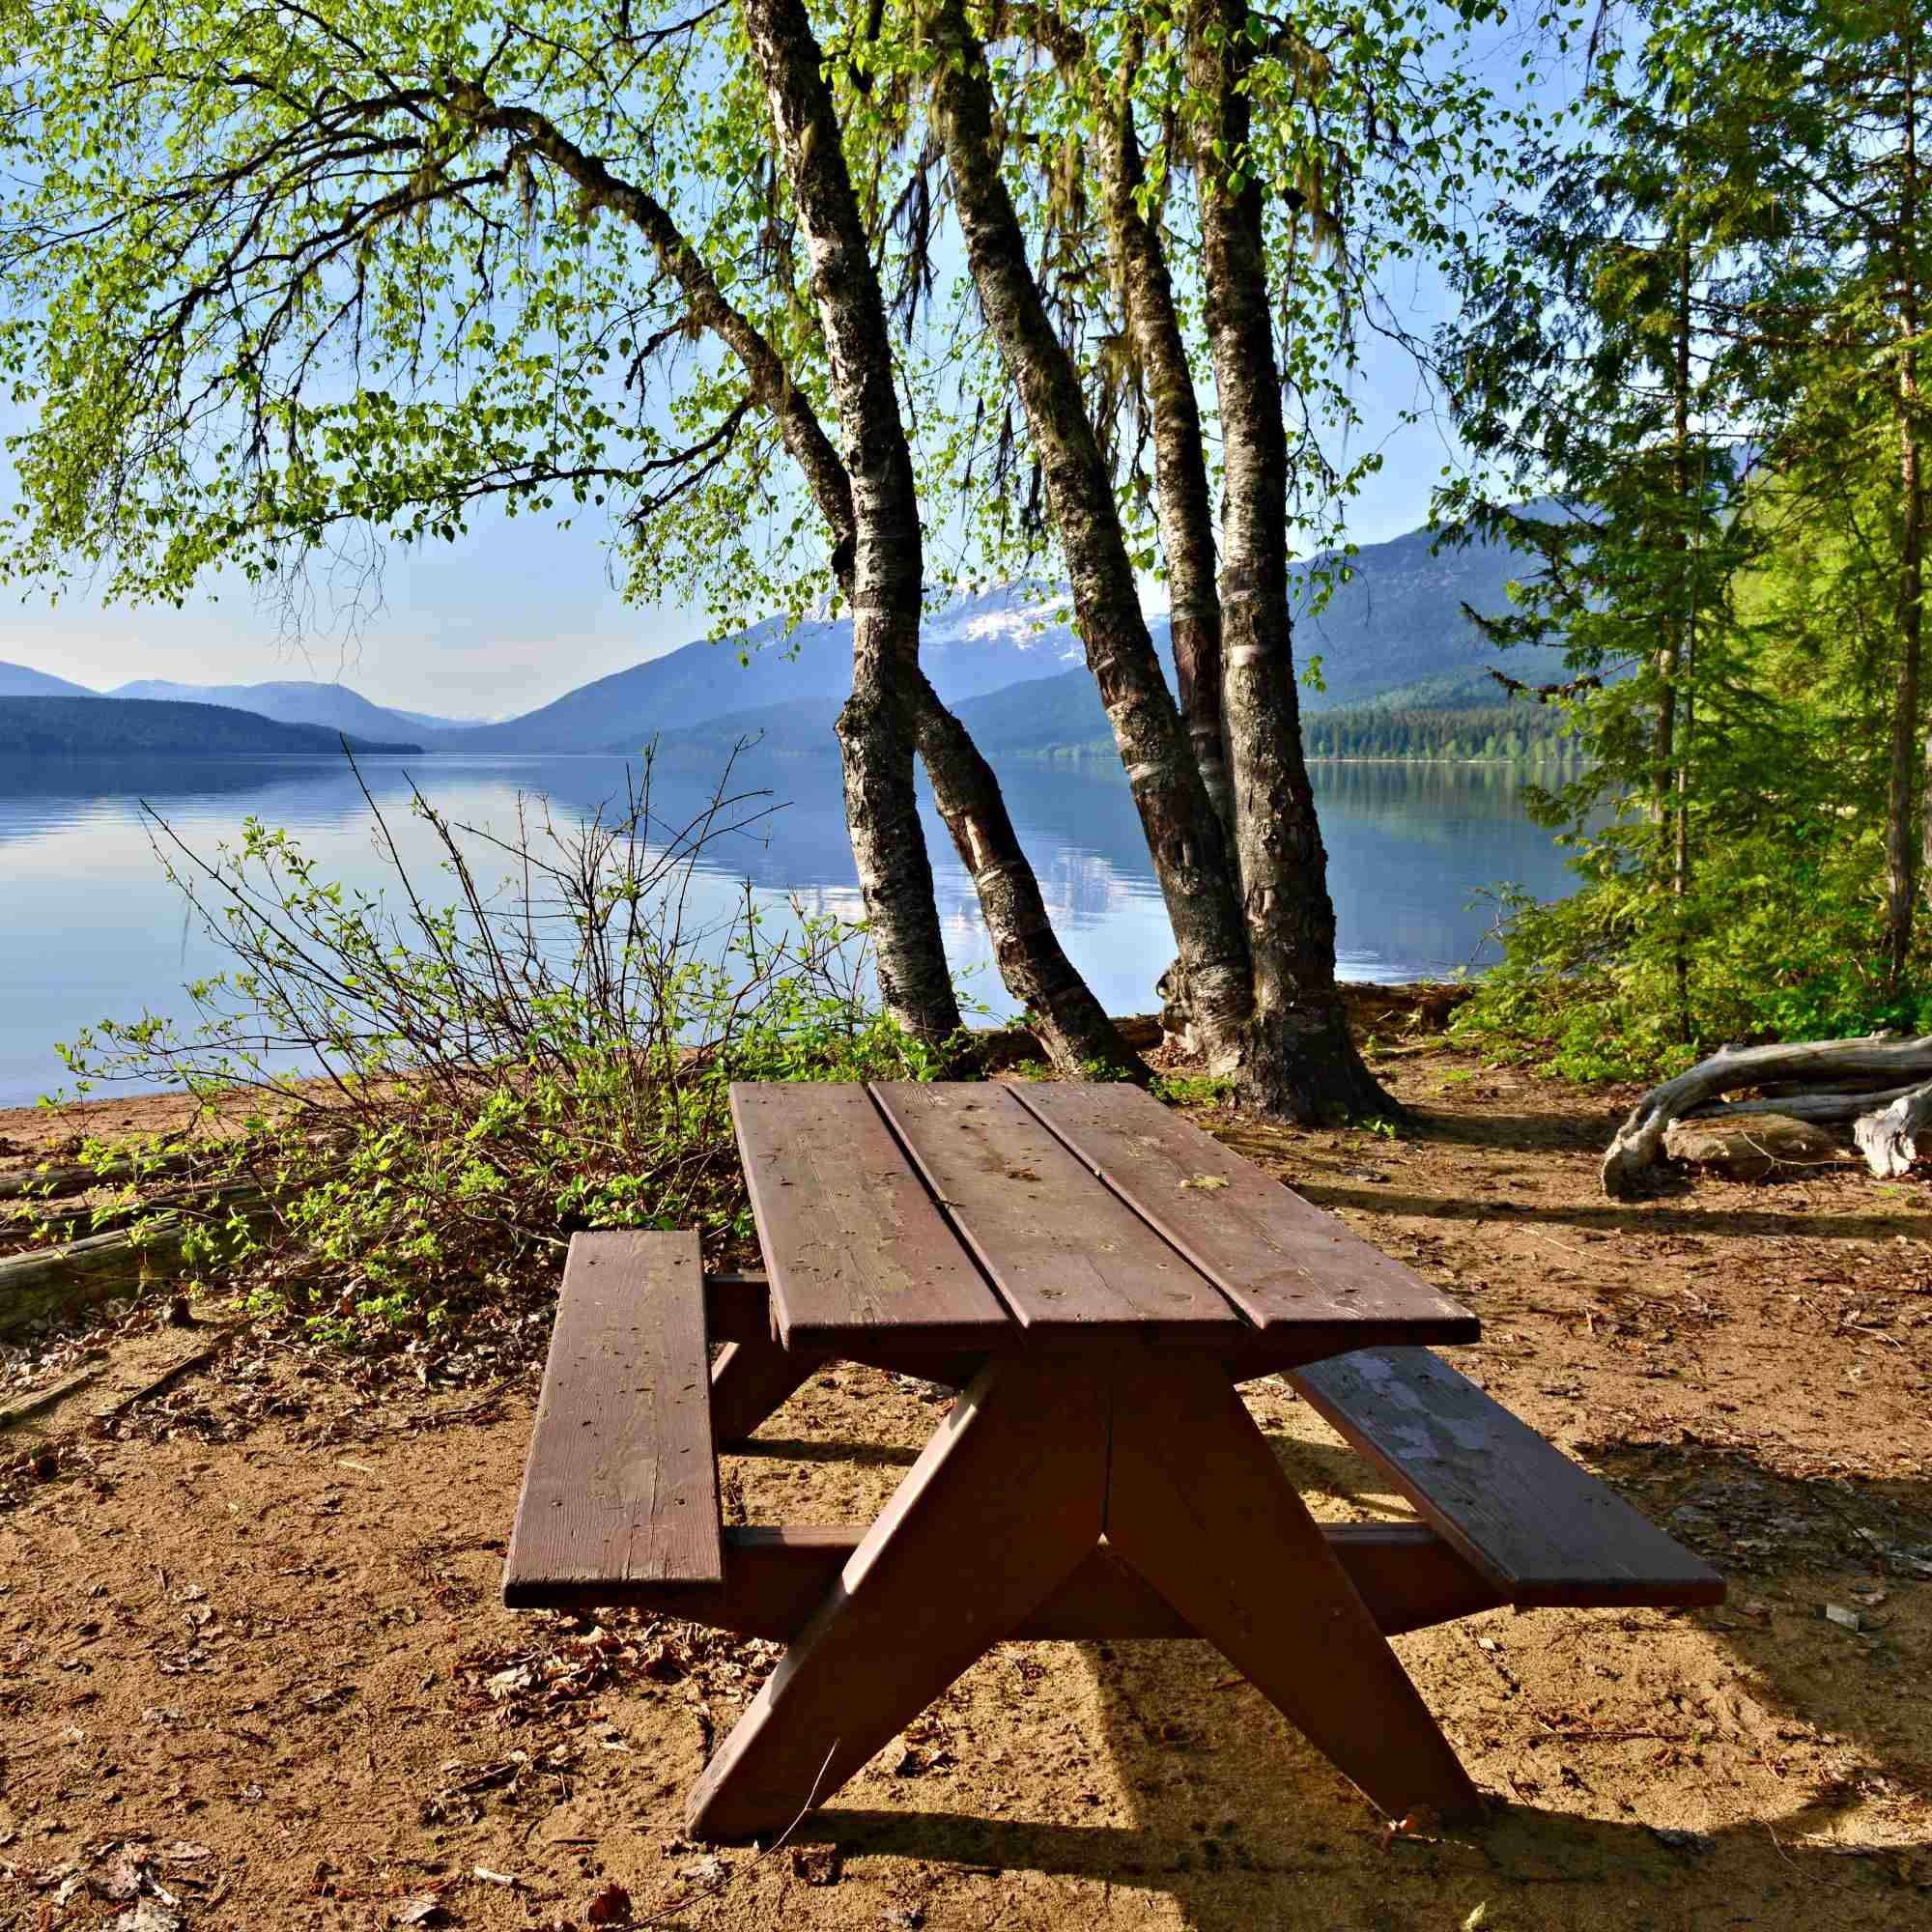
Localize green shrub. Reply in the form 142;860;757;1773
1455;823;1932;1084
54;750;956;1341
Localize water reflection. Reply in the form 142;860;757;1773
0;751;1578;1103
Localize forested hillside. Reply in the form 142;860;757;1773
0;697;419;757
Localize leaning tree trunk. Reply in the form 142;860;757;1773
1096;75;1233;843
1094;69;1233;1065
929;0;1255;1070
911;683;1143;1077
1186;0;1391;1122
1901;11;1928;964
739;0;963;1045
464;39;1139;1077
1885;14;1924;997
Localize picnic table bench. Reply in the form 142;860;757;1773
505;1080;1721;1842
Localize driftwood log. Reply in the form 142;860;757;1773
1601;1035;1932;1196
0;1146;200;1202
1853;1081;1932;1179
1687;1082;1925;1124
0;1184;270;1337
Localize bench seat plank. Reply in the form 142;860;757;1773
504;1230;722;1605
869;1082;1240;1337
1010;1081;1477;1348
730;1083;1012;1351
1291;1347;1724;1607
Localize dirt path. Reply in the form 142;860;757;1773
4;1048;1930;1930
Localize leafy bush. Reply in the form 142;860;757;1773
54;750;955;1340
1455;821;1932;1084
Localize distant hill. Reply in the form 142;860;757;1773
487;518;1562;756
0;660;96;698
1291;521;1568;708
0;511;1566;760
647;659;1579;769
632;696;847;763
385;704;486;732
109;677;469;741
0;697;420;757
453;582;1092;755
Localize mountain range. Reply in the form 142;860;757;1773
109;678;472;739
1;516;1569;762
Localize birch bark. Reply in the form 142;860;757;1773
1188;0;1388;1117
739;0;962;1042
470;36;1134;1073
1094;69;1234;841
929;0;1256;1068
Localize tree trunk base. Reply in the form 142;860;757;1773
1158;960;1398;1122
1236;1002;1398;1126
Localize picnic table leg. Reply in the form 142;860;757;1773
685;1349;1110;1842
1106;1347;1483;1826
709;1337;830;1448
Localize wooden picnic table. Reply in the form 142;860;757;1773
505;1080;1722;1843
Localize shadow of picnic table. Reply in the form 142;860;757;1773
788;1436;1931;1930
804;1792;1924;1931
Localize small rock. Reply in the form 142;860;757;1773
1823;1604;1861;1631
1651;1827;1712;1854
1663;1113;1846;1182
789;1844;842;1887
108;1905;185;1932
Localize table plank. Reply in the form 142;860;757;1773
1011;1081;1476;1348
730;1082;1012;1350
504;1230;721;1601
868;1082;1240;1335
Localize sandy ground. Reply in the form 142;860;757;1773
3;1041;1931;1930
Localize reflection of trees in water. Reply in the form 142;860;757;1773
933;854;1132;938
0;755;347;847
1;748;1578;980
1311;757;1536;828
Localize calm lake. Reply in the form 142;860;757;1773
0;751;1579;1106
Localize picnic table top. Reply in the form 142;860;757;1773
730;1079;1477;1359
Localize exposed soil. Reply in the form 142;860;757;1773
3;1037;1930;1931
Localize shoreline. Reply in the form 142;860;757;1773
0;982;1476;1154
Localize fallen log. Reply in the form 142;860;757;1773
0;1363;105;1429
6;1168;261;1244
0;1145;201;1202
1601;1034;1932;1196
1664;1112;1849;1180
1853;1079;1932;1179
1687;1082;1924;1125
0;1184;270;1337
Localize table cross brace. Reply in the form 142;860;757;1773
688;1344;1481;1841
